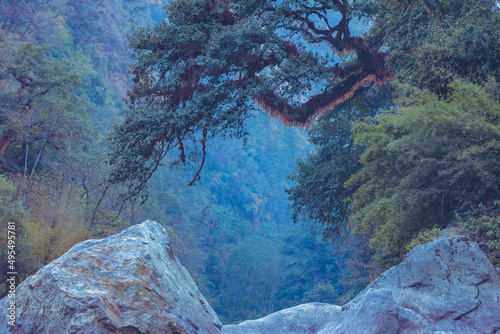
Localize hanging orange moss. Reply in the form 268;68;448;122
255;51;393;128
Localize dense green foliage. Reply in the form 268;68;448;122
0;0;165;297
289;0;500;266
347;81;500;265
0;42;90;176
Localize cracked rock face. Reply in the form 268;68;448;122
0;220;222;334
320;236;500;334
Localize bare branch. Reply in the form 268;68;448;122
188;127;208;186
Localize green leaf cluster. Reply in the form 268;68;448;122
0;42;92;176
404;225;442;251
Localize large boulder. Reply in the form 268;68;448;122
320;236;500;334
0;220;222;334
222;303;341;334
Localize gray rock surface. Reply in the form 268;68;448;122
0;220;222;334
320;236;500;334
222;303;341;334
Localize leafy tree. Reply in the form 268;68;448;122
370;0;500;95
0;0;62;39
346;81;500;266
287;0;500;263
287;84;393;241
108;0;393;198
0;43;90;177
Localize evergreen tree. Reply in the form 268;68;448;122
108;0;393;199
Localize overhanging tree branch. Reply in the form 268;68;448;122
109;0;394;196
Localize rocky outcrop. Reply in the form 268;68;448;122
222;303;341;334
2;220;498;334
0;220;222;334
323;236;500;334
225;236;500;334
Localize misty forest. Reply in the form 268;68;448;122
1;0;500;325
